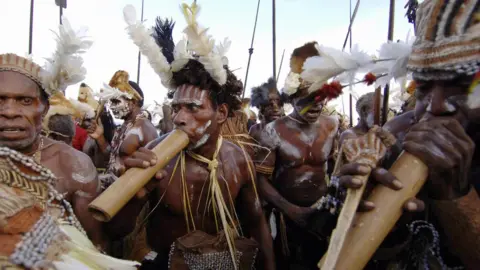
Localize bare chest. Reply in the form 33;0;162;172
153;156;244;217
275;125;335;167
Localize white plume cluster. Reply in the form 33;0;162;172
123;5;173;89
94;83;132;101
40;17;93;96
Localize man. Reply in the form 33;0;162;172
0;54;104;247
107;5;275;269
338;0;480;268
248;77;285;140
256;42;341;269
87;70;158;189
339;92;379;144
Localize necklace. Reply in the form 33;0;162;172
33;137;44;164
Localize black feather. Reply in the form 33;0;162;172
152;17;176;64
250;77;278;108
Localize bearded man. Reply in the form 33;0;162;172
0;53;105;248
106;5;275;269
255;42;342;269
248;77;285;140
339;92;380;144
338;0;480;268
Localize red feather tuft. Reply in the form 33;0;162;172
364;72;377;86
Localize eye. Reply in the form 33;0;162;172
20;97;33;105
172;105;180;113
187;104;200;111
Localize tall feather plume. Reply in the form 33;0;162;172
40;16;93;96
152;17;176;64
123;5;173;88
181;2;227;85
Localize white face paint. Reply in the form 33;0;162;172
366;113;375;129
110;97;131;119
426;100;456;113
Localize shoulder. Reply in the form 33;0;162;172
258;119;285;149
219;140;253;181
318;115;339;132
55;142;96;173
339;128;358;145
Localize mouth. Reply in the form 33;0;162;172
0;127;27;138
304;109;320;120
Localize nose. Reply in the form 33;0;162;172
0;99;21;119
426;85;455;116
173;108;188;127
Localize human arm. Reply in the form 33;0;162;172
239;160;275;270
161;104;174;133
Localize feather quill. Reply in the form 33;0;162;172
123;5;173;88
41;16;93;96
171;39;191;72
181;2;227;85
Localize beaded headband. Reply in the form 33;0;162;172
407;0;480;80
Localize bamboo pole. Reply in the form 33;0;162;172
272;0;277;81
89;129;189;222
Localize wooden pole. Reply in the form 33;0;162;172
242;0;261;99
348;0;354;127
381;0;395;125
28;0;34;54
276;49;285;82
59;6;63;24
272;0;277;81
136;0;145;85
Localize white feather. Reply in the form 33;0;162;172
171;39;191;72
375;38;413;86
40;16;93;95
95;83;132;101
181;2;227;85
123;5;173;88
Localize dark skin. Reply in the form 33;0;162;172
0;71;105;247
87;98;158;175
339;75;476;211
249;92;283;141
257;90;338;227
107;85;275;270
339;97;380;145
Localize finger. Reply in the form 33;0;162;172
124;157;152;169
371;168;403;190
338;163;371;177
403;198;425;212
339;175;363;189
131;151;156;166
357;200;376;212
135;188;148;199
442;121;474;160
155;170;167;180
137;148;158;165
403;141;454;169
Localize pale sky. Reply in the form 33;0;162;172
1;0;415;123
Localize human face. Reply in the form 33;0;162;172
414;75;474;126
262;92;283;123
78;89;87;102
171;85;227;150
109;96;132;119
291;90;324;123
0;71;47;151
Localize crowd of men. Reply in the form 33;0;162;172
0;0;479;269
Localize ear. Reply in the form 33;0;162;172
42;103;50;118
216;103;229;125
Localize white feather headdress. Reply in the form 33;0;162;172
122;1;231;88
123;5;173;89
94;83;133;101
40;16;93;96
